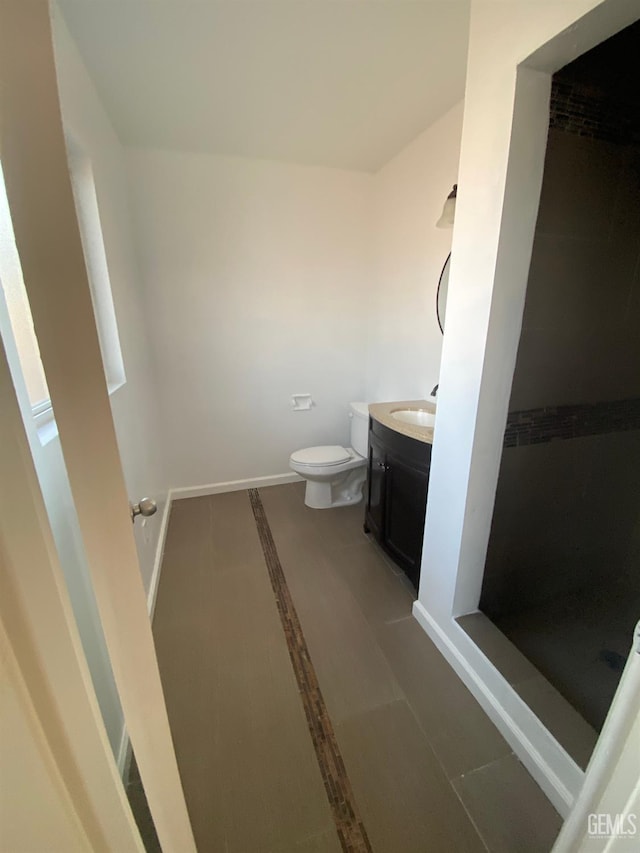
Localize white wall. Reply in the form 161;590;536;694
126;105;465;490
1;643;91;852
127;149;373;489
53;8;167;595
366;101;464;402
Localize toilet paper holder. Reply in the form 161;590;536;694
291;394;313;411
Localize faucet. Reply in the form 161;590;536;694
430;384;439;398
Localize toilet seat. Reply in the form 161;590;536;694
290;445;351;467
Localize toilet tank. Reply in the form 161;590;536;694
349;402;369;458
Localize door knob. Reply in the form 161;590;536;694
130;497;157;523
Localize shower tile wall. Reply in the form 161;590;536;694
480;24;640;731
508;128;640;414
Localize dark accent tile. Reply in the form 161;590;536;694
504;397;640;448
549;76;639;145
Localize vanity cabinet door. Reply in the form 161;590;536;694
365;417;431;589
384;452;429;587
366;432;387;540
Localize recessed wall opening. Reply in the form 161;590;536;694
472;19;640;766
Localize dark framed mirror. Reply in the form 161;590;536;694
436;252;450;333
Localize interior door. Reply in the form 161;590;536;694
0;336;142;851
0;3;195;849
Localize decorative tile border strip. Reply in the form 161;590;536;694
504;397;640;448
549;78;640;144
248;489;372;853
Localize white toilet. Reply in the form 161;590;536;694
289;402;369;509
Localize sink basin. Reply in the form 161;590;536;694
391;409;436;428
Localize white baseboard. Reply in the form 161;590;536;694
413;600;578;818
146;474;299;613
146;496;172;621
170;472;301;500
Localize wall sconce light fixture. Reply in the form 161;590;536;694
436;184;457;229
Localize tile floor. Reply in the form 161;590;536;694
136;483;563;852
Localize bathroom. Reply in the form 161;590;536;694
1;2;639;852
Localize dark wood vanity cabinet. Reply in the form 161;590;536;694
364;418;431;589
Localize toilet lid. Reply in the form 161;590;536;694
291;445;351;467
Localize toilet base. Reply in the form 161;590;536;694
303;467;366;510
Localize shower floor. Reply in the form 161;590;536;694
492;578;638;732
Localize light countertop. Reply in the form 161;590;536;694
368;400;436;445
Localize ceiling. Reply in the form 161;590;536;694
57;1;470;173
